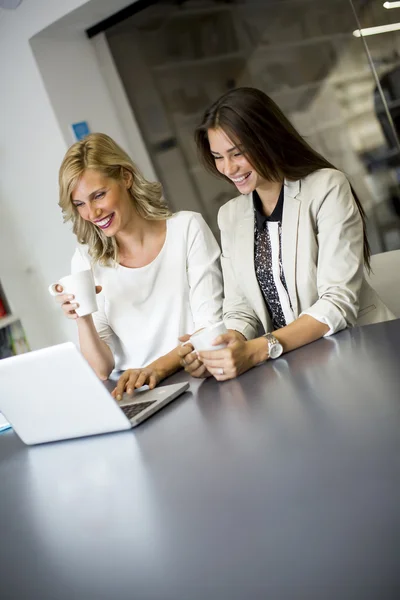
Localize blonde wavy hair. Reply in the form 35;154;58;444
59;133;172;265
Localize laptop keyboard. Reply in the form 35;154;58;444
120;401;156;420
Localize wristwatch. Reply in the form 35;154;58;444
263;333;283;359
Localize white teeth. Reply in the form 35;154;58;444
96;215;112;227
231;173;250;183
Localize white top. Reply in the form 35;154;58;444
71;211;223;370
267;221;295;326
264;221;333;333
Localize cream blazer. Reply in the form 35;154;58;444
218;168;395;339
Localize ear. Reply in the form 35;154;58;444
121;168;133;189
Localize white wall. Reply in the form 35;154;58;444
0;0;145;349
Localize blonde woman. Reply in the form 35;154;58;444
56;133;222;397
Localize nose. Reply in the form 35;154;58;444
89;206;102;221
223;157;237;178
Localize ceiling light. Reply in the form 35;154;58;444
353;22;400;36
384;2;400;9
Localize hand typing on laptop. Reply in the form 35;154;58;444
112;367;162;401
0;343;190;444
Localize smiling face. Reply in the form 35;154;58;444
207;127;268;195
71;169;135;237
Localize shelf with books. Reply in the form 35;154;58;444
0;280;29;359
0;314;20;331
0;318;30;359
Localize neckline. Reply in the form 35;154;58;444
117;219;169;271
253;187;284;230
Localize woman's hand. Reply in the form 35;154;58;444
112;367;162;401
199;330;263;381
54;284;102;320
178;334;211;379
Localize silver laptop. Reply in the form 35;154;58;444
0;342;189;445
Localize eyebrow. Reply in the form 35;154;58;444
72;188;105;203
210;146;240;156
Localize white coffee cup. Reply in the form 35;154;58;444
48;270;98;317
190;321;228;352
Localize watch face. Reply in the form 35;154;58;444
270;343;283;359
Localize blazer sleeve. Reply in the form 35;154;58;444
301;171;364;334
218;203;261;340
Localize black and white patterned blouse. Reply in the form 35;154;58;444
253;188;293;331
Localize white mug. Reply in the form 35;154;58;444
190;321;228;352
48;270;98;317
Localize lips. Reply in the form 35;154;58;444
230;172;251;185
94;213;115;229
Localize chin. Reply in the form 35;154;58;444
236;184;254;195
98;226;116;237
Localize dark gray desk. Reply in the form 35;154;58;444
1;320;400;599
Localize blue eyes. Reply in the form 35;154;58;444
94;191;105;200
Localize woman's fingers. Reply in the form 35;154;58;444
51;287;80;320
125;371;142;394
178;343;194;359
134;370;149;390
53;291;79;320
178;334;191;343
180;350;203;376
113;368;160;401
54;293;73;305
60;299;79;320
191;364;210;378
200;357;226;369
114;372;132;401
188;356;203;371
199;349;227;362
63;301;79;313
184;350;198;365
148;374;158;389
208;366;232;381
178;343;198;371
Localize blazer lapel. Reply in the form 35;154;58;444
282;179;300;317
234;195;269;331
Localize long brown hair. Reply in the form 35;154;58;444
195;87;370;269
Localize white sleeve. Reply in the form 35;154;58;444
186;214;223;331
71;247;117;353
71;246;91;273
92;293;118;355
301;311;334;336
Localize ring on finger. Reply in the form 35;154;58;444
217;367;224;375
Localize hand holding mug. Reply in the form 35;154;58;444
178;322;228;378
178;335;211;379
199;330;250;381
48;270;100;319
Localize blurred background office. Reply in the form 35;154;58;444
1;0;400;355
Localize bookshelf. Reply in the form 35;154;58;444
0;279;29;360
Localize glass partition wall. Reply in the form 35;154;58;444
98;0;400;251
